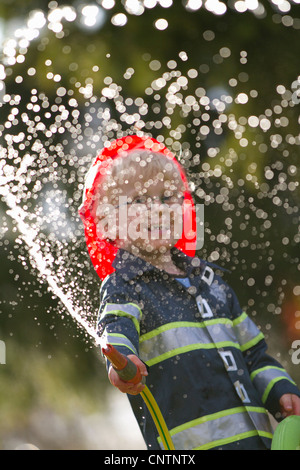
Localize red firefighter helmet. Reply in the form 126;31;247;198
79;135;197;280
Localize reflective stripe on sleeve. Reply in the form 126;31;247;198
250;366;297;403
157;406;273;450
100;302;143;334
104;333;138;356
233;312;265;351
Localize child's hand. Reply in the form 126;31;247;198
108;354;148;395
279;393;300;417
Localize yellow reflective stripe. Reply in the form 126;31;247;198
101;302;143;318
240;332;265;352
169;406;245;437
140;318;234;343
140;321;202;342
106;311;140;334
250;365;289;381
157;406;273;450
100;302;142;334
105;333;138;355
233;311;265;351
261;376;297;404
250;365;296;403
232;311;248;326
140;319;240;366
167;405;266;436
139;314;265;366
195;430;272;450
145;341;241;367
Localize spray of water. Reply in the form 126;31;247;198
0;181;102;346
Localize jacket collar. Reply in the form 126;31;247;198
112;247;204;281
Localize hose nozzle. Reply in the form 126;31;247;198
102;343;144;384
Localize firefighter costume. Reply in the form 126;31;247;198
80;136;300;450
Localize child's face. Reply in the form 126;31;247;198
95;157;185;257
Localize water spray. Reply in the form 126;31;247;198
0;183;102;346
0;181;174;450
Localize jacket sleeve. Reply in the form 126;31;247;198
97;274;142;361
229;286;300;419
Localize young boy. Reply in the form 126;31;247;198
80;136;300;450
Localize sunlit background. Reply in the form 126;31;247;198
0;0;299;450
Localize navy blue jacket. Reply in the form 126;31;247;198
98;248;300;450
